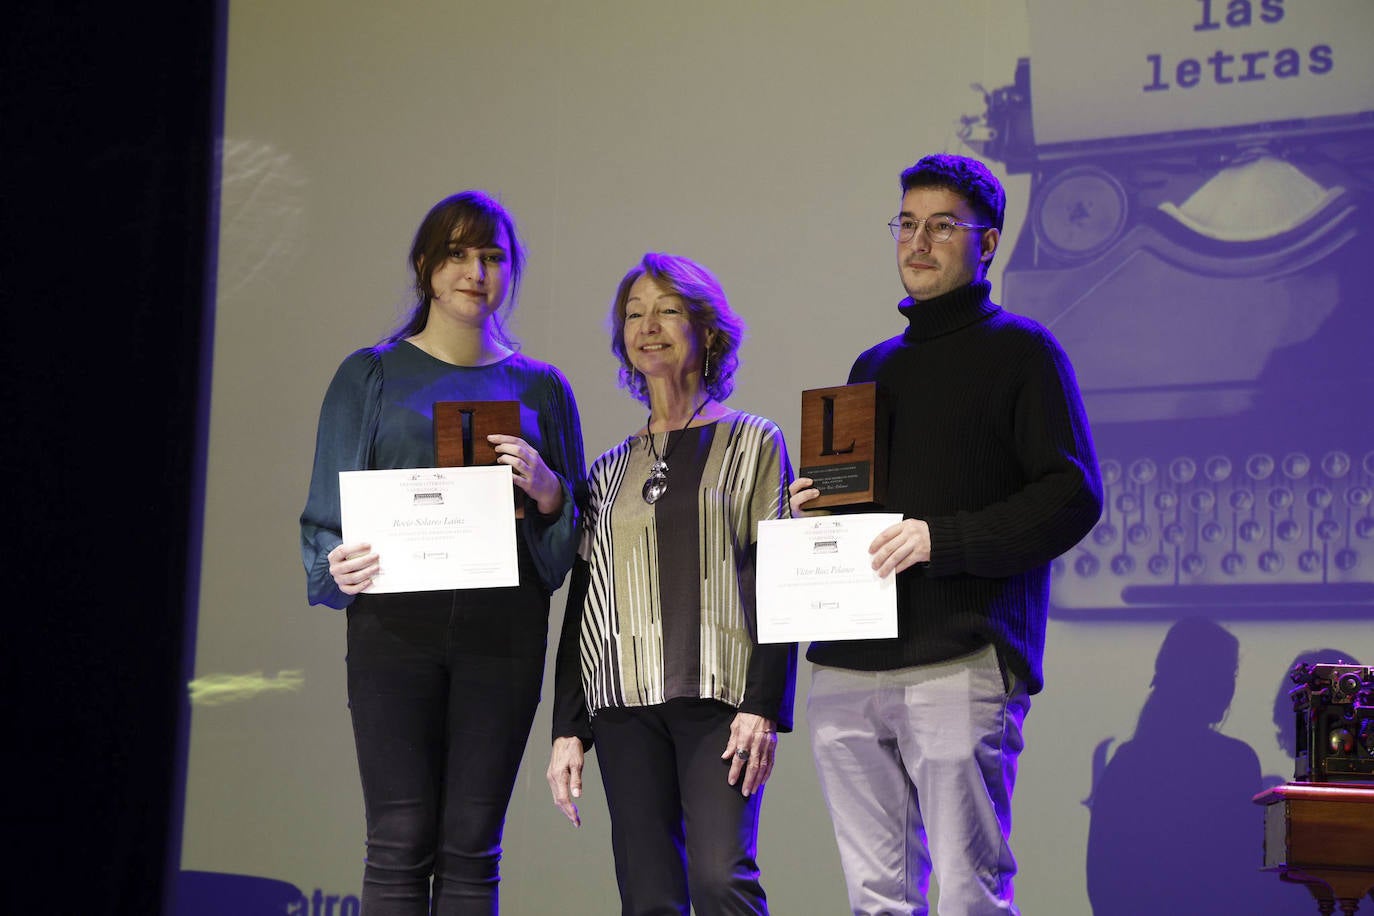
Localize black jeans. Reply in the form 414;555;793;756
346;591;544;916
593;698;769;916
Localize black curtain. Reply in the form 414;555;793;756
3;4;222;913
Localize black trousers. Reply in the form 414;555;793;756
346;590;544;916
593;698;769;916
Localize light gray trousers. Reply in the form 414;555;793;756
808;646;1030;916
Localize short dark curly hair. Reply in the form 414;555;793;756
900;153;1006;232
608;253;746;406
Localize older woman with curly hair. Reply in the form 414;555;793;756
546;252;797;915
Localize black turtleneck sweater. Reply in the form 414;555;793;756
805;280;1103;694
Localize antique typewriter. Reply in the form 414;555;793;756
1053;449;1374;613
1289;662;1374;782
958;28;1374;616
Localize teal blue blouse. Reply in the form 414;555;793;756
300;340;585;608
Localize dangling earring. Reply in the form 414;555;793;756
704;349;712;380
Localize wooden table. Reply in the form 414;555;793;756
1254;783;1374;914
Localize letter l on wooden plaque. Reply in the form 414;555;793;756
434;400;524;518
798;382;887;509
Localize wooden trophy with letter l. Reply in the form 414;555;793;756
433;400;524;518
798;382;888;510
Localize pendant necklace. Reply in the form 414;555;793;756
642;398;709;505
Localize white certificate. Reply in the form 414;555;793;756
339;465;519;592
755;514;902;643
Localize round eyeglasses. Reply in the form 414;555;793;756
888;215;990;243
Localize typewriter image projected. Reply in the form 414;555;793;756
961;1;1374;618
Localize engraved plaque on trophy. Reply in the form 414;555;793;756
434;400;524;518
798;382;888;509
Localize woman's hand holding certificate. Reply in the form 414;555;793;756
338;465;519;592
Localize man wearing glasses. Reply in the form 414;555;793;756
790;154;1103;915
